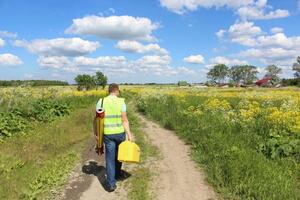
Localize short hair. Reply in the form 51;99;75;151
108;83;119;93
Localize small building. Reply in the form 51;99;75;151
255;77;272;87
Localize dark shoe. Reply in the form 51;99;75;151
116;171;129;181
106;184;117;192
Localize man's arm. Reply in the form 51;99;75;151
121;112;133;141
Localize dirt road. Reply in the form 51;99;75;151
56;141;127;200
139;115;217;200
58;114;216;200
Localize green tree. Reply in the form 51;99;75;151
241;65;258;85
207;64;229;84
94;71;108;89
228;65;258;86
292;56;300;78
229;65;244;86
74;74;95;91
264;65;282;85
0;80;68;87
177;81;190;86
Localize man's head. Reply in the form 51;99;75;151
108;83;120;96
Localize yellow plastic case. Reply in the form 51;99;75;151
118;141;141;163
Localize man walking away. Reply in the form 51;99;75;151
94;83;133;192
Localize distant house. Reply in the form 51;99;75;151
255;77;272;86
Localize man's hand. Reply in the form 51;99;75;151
127;132;134;142
95;145;104;155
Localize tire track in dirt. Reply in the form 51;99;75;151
138;114;217;200
57;114;217;200
55;139;127;200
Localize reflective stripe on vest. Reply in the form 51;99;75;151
104;123;123;128
103;96;125;135
105;115;122;118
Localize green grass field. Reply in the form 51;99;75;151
136;88;300;200
0;90;104;199
0;88;158;200
1;86;300;200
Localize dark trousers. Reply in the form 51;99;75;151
104;132;126;187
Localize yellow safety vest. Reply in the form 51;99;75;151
103;95;125;135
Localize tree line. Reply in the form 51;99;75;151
74;71;107;91
1;57;299;88
207;56;300;86
0;80;69;87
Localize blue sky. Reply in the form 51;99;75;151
0;0;300;83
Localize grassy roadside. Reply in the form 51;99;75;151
0;90;158;200
0;104;96;199
137;95;300;200
125;101;159;200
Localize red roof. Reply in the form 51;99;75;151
255;77;272;86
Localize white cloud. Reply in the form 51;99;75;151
217;21;262;46
228;21;262;46
65;15;159;41
159;0;253;14
38;55;127;70
135;55;171;66
37;56;79;73
38;56;71;69
216;29;226;39
0;38;5;47
183;54;205;64
270;27;284;34
239;48;298;62
237;6;289;21
160;0;289;21
133;55;173;75
218;22;300;77
218;22;300;51
236;32;300;66
0;30;17;38
37;55;129;74
133;55;196;76
115;40;168;55
0;53;23;67
148;66;196;76
255;0;267;8
239;48;296;78
36;54;195;78
74;56;127;68
256;33;300;49
209;56;248;66
14;37;99;57
176;66;196;75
